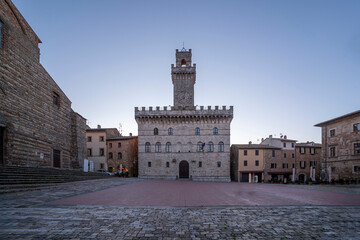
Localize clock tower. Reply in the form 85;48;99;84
171;48;196;110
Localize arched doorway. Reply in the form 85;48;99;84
299;174;305;183
179;160;189;179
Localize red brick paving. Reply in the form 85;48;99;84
52;180;360;207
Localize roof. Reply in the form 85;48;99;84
264;138;297;142
86;128;119;132
231;144;281;150
314;110;360;127
295;142;322;148
107;136;137;141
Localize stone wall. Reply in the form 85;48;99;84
0;0;86;168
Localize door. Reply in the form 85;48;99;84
0;127;4;165
53;149;61;168
179;160;189;179
241;173;249;182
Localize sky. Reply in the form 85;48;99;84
13;0;360;144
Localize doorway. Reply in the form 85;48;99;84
179;160;189;179
0;127;4;165
53;149;61;168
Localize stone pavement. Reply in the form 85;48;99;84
1;178;360;239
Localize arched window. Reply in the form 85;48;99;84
213;127;218;135
208;142;214;152
155;142;161;152
166;142;172;152
197;142;203;152
218;142;224;152
195;127;200;136
118;152;122;159
168;128;173;135
145;142;151;152
154;128;158;135
181;59;186;66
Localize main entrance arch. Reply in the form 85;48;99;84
179;160;189;179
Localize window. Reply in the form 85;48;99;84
109;143;112;149
118;152;122;159
330;129;335;137
99;148;104;156
354;123;360;132
300;161;306;169
272;150;275;157
271;163;277;169
87;148;92;156
244;150;247;156
291;143;295;148
168;128;173;135
145;142;151;152
87;136;92;142
283;153;287;158
310;161;316;167
199;161;202;167
181;59;186;66
218;142;224;152
148;162;151;167
354;143;360;155
166;162;169;168
255;160;259;166
155;142;161;152
109;152;113;159
197;142;203;152
310;148;315;155
166;142;172;152
213;127;218;135
118;142;122;148
292;153;295;158
255;150;259;156
154;128;158;135
99;136;104;142
208;142;214;152
354;166;360;173
217;161;221;167
292;163;295;168
52;92;60;106
100;163;104;169
330;147;336;157
300;147;305;154
244;160;248;166
283;143;286;148
195;127;200;135
282;163;288;169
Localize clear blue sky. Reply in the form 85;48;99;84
13;0;360;144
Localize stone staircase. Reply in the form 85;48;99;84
0;165;112;194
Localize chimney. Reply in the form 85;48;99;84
249;141;252;145
269;135;272;139
261;138;264;142
130;133;132;136
97;125;101;129
284;135;287;139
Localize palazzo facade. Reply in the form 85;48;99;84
135;49;233;182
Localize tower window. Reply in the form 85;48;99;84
218;142;224;152
213;128;218;135
166;142;172;152
155;142;161;152
195;127;200;135
197;142;203;152
168;128;173;135
154;128;159;135
118;152;122;159
208;142;214;152
52;92;60;106
145;142;151;152
0;20;3;49
181;59;186;66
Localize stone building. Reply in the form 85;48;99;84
315;110;360;182
135;48;233;182
231;143;281;182
107;135;138;177
0;0;86;169
294;142;322;182
86;126;120;171
261;135;297;182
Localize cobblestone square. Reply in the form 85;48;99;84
1;178;360;239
